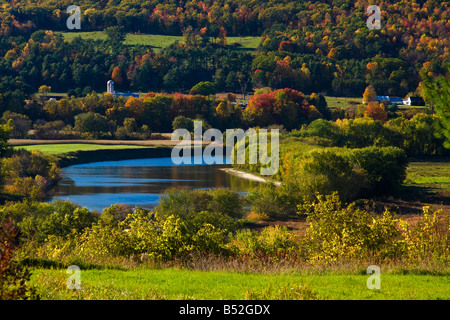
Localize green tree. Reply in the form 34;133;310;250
104;26;126;46
74;112;110;138
172;116;194;132
190;81;216;96
421;66;450;148
1;112;32;139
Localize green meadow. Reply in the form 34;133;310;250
15;143;146;155
30;267;450;300
59;31;261;52
404;160;450;192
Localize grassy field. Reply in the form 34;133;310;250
404;159;450;192
15;143;147;155
325;96;362;109
58;31;260;53
29;267;450;300
325;96;427;110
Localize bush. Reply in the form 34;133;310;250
400;207;450;263
299;193;405;264
1;112;31;139
0;219;38;299
172;116;194;132
1;149;61;200
0;200;98;242
349;146;408;195
232;225;298;257
246;183;300;218
33;120;66;139
156;188;243;232
74;112;111;138
189;81;216;96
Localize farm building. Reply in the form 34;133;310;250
363;96;424;106
106;80;139;98
403;96;425;106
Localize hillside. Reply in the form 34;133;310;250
0;0;448;100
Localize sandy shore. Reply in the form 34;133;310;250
220;168;282;186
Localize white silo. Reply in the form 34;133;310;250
107;80;115;94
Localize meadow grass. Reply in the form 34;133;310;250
58;32;260;53
325;96;362;109
325;96;428;110
29;267;450;300
405;160;450;192
15;144;146;155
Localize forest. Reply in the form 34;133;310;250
0;0;449;103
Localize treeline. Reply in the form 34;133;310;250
2;87;332;139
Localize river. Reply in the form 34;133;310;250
50;156;260;211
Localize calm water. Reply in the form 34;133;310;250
50;156;259;211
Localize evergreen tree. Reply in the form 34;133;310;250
421;66;450;148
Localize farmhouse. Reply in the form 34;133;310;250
403;96;425;106
364;95;425;106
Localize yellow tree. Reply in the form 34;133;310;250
124;97;145;119
111;66;123;87
362;85;377;104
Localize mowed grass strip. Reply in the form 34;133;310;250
15;144;146;155
30;268;450;300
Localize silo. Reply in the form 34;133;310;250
107;80;114;94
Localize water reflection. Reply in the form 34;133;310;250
51;156;259;211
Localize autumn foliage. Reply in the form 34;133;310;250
0;219;37;300
244;88;313;130
364;101;388;122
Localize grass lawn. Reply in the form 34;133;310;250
58;31;260;53
30;267;450;300
15;144;146;155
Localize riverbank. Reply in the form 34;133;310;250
220;168;282;186
55;146;174;168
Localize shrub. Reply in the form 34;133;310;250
246;183;300;218
231;225;297;257
1;112;31;139
33;120;66;139
349;146;408;195
299;193;404;264
0;219;38;300
74;112;111;138
0;200;98;242
400;207;450;263
172;115;194;132
156;188;243;231
190;81;216;96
